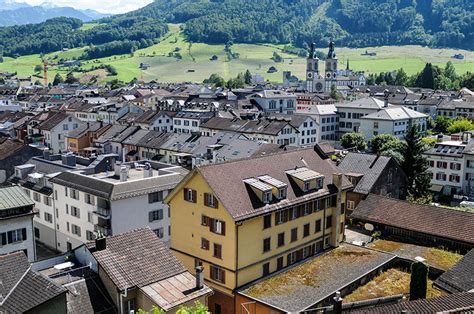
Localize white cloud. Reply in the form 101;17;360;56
10;0;154;14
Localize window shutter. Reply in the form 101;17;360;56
214;196;219;209
221;221;226;236
22;229;27;241
283;209;288;222
204;193;209;206
0;233;6;245
221;269;226;284
183;189;187;200
321;198;326;210
192;190;197;203
209;218;215;232
7;231;13;244
149;211;154;222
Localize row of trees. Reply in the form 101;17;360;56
340;125;431;198
366;62;474;90
203;70;253;89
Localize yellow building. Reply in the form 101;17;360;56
166;148;352;314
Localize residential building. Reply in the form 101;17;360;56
351;194;474;253
0;186;36;261
296;104;339;142
48;161;187;252
249;90;297;114
265;114;318;146
73;228;212;314
173;111;215;134
133;109;176;132
0;137;41;183
0;251;67;313
338;153;407;211
437;99;474;118
359;106;428;140
66;121;111;155
166;148;352;313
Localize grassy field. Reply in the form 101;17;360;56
0;23;472;84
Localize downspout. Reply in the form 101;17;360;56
119;287;128;314
52;189;58;252
235;223;240;314
322;198;327;249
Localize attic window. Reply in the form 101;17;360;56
278;188;287;200
304;181;311;192
263;191;271;204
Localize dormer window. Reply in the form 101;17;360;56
286;167;325;194
263;191;271;204
317;178;324;189
243;178;273;204
304;181;311;192
257;175;287;201
278;188;287;200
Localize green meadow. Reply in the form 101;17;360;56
0;24;472;84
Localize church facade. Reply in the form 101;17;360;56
306;42;366;93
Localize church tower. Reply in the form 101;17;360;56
325;41;338;92
306;43;325;93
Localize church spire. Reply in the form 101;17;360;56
327;41;336;59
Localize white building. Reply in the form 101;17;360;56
47;161;188;252
360;106;428;141
249;90;297;115
336;97;389;136
0;186;36;261
173;111;215;134
296;104;339;142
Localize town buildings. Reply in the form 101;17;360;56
166;148;351;313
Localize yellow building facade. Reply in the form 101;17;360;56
166;148;351;314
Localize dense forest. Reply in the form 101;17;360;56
0;0;471;58
0;16;168;58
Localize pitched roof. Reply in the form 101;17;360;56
348;292;474;313
335;97;390;110
434;249;474;293
351;194;474;245
0;138;26;160
361;106;427;121
87;228;187;290
195;147;352;221
37;112;71;131
338;153;394;194
0;185;34;210
0;252;67;313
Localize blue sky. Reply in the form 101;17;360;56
7;0;153;13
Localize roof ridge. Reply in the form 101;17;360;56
0;266;31;306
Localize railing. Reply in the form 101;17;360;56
93;206;111;219
94;225;111;236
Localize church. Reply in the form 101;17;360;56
305;42;366;93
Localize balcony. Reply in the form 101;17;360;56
93;206;111;219
94;224;111;236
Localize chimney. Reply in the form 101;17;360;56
384;97;389;108
43;148;51;160
462;132;471;144
437;134;444;143
120;165;128;182
95;234;106;251
143;162;153;178
195;266;204;290
61;154;76;167
330;173;343;248
332;291;343;314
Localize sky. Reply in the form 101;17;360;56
7;0;154;13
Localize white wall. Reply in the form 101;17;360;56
0;215;35;261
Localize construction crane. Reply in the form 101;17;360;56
42;59;58;86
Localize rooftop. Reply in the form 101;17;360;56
434;249;474;294
239;244;395;312
0;185;34;210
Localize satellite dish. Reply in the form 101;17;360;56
364;223;374;232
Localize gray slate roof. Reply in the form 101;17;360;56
86;228;187;291
0;252;67;313
434;249;474;293
338;153;392;194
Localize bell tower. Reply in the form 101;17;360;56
306;43;319;92
325;41;338;92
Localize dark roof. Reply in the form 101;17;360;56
351;194;474;245
37;112;71;131
67;122;109;139
348;292;474;313
87;228;187;291
0;138;27;160
0;252;67;313
201;117;296;136
50;171;114;199
338;153;394;194
195;147;352;221
65;274;116;314
434;249;474;293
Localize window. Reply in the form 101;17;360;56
33;192;40;202
263;238;271;253
287;252;297;265
275;210;285;225
347;200;356;210
201;215;209;226
263;214;272;229
277;256;284;270
149;209;163;222
304;181;310;192
290;208;298;220
44;212;53;223
211;219;225;235
70;206;80;218
303;224;310;237
278;188;287;200
70;189;79;200
263;191;271;204
71;224;81;237
291;228;298;242
84;193;94;205
184;188;196;203
210;265;225;283
204;193;218;208
303;246;311;259
43;196;51;206
326;215;333;228
277;232;285;247
34;227;40;238
154;228;164;238
315;219;322;233
88;212;93;223
148;191;163;203
303;203;310;216
86;230;95;241
262;262;270;276
214;243;222;259
201;238;209;250
7;229;26;243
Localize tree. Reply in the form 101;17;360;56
410;261;428;300
394;68;408;86
203;74;225;87
341;132;367;151
226;73;245;89
52;73;64;86
415;63;440;89
137;301;208;314
65;72;78;84
447;118;474;134
444;61;457;81
330;84;341;101
460;72;474;89
401;124;431;198
434;116;452;134
34;64;43;73
244;69;252;85
371;134;405;164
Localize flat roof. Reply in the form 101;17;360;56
238;244;395;312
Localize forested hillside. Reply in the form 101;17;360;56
0;0;471;59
